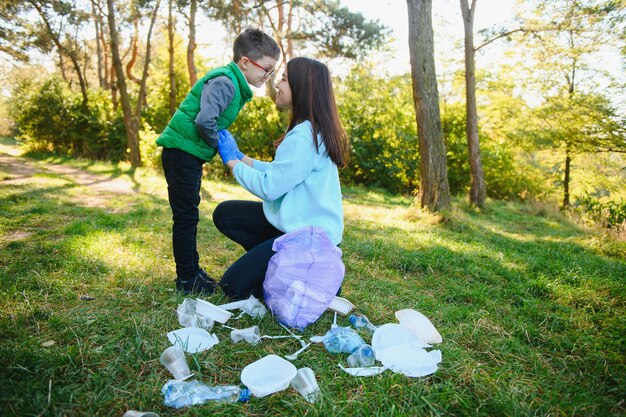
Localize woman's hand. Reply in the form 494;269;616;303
217;130;239;166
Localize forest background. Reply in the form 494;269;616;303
0;0;625;228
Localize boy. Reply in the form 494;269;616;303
157;28;280;295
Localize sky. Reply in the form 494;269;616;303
339;0;519;75
197;0;520;78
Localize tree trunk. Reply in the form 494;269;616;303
30;0;89;105
187;0;198;85
562;147;571;209
406;0;450;211
136;0;161;118
460;0;486;208
92;0;105;88
106;0;141;167
168;0;177;115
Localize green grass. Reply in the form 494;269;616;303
1;147;624;416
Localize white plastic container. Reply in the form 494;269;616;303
195;298;232;324
241;354;297;397
395;309;442;344
327;296;355;316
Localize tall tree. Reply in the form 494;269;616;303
106;0;161;167
460;0;486;207
176;0;201;86
168;0;177;115
26;0;91;104
520;0;624;208
406;0;450;211
210;0;389;97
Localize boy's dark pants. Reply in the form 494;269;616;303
162;147;204;280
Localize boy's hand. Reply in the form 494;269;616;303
218;129;245;160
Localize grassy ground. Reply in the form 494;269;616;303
1;138;624;416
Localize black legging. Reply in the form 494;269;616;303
213;200;284;300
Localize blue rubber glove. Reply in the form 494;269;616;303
218;129;245;160
217;130;238;165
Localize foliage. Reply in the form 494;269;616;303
143;32;193;133
209;0;389;61
443;102;544;201
11;76;126;161
228;96;288;161
336;66;419;192
577;194;626;230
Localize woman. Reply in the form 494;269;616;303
214;57;349;300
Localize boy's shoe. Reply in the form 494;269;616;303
176;269;217;295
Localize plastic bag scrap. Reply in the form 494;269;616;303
177;298;214;330
218;295;268;319
263;226;344;331
319;326;365;354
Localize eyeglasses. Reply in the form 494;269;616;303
246;57;275;79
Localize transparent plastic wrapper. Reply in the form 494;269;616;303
263;226;344;330
219;295;268;319
321;326;365;354
176;298;214;330
162;380;249;408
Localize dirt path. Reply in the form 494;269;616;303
0;151;138;209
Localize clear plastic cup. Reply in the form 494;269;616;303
160;345;192;380
347;344;375;368
289;367;321;403
230;326;261;345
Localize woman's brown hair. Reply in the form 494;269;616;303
275;57;349;168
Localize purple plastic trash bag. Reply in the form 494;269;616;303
263;226;344;330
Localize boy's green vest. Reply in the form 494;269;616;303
156;61;253;161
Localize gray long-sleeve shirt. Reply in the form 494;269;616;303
194;75;235;148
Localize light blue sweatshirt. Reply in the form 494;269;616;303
233;120;344;245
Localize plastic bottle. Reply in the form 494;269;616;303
349;314;378;335
162;380;250;408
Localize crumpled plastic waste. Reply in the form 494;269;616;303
167;327;219;353
177;298;215;330
218;295;268;319
318;326;365;354
162;379;249;408
230;326;261;345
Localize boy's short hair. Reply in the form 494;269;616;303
233;28;280;63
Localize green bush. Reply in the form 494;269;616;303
337;67;420;192
11;76;126;161
578;194;626;229
443;102;544;201
228;96;287;161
